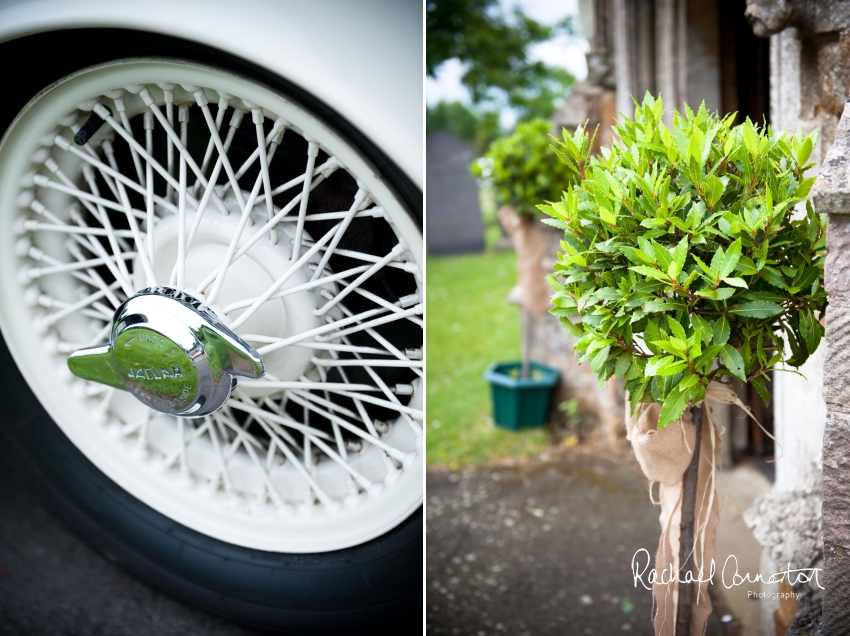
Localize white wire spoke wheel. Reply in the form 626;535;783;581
0;18;426;631
0;58;423;553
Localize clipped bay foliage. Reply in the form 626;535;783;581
472;118;581;216
541;94;826;428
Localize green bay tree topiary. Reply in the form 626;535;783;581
473;118;588;380
541;93;826;429
542;92;826;636
473;118;582;216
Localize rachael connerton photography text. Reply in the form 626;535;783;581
631;548;823;598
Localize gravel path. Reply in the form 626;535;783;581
426;444;669;636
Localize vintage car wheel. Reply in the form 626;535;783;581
0;32;422;634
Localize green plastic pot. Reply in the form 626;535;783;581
483;361;560;430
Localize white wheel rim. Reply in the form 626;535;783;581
0;59;423;552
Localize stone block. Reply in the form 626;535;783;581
812;102;850;215
823;410;850;547
822;543;850;635
823;305;850;407
825;215;850;298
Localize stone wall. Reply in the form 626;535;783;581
811;102;850;633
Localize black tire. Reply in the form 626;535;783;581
0;29;422;635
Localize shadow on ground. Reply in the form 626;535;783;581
0;462;263;636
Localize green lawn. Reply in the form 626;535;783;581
426;249;550;466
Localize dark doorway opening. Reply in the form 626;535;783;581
719;0;771;125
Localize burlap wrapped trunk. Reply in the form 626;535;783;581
628;401;723;636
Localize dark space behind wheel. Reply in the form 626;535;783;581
0;31;422;634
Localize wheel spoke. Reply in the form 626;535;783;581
285;391;407;462
80;164;135;288
254;306;389;354
39;280;122;327
192;90;254;215
191;96;230;198
55;134;182;215
196;164;336;298
226;222;342;329
308;189;369;282
222;264;370;315
315;305;422;344
91;103;216;214
102;139;156;286
251;108;277;245
227;399;333;507
113;95;146;187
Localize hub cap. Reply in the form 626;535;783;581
68;287;264;417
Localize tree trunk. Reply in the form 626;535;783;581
675;403;705;636
521;309;533;379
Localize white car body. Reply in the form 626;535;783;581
0;0;423;188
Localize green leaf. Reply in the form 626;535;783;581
677;374;700;391
696;287;736;300
719;344;746;380
644;319;663;355
798;136;813;166
799;308;822;355
646;355;674;376
624;292;654;307
629;380;649;414
652;339;688;357
694;344;723;372
743;291;786;303
559;317;584;337
761;266;788;290
670;236;688;278
599;207;617;225
722;277;748;288
630;265;671;282
735;255;759;275
742;122;759;156
655;360;689;376
692;315;714;344
620;246;655;265
729;301;783;319
795;177;816;199
693;255;716;278
595;287;624;302
720;238;742;278
651;241;674;273
709;245;725;277
713;316;730;345
615;352;632;378
704;175;725;207
751;375;771;407
658;384;694;429
645;298;684;313
590;345;611;374
667;316;687;342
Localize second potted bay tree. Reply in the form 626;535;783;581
542;94;825;635
473;118;588;428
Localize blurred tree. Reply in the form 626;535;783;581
426;101;501;153
426;0;576;121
